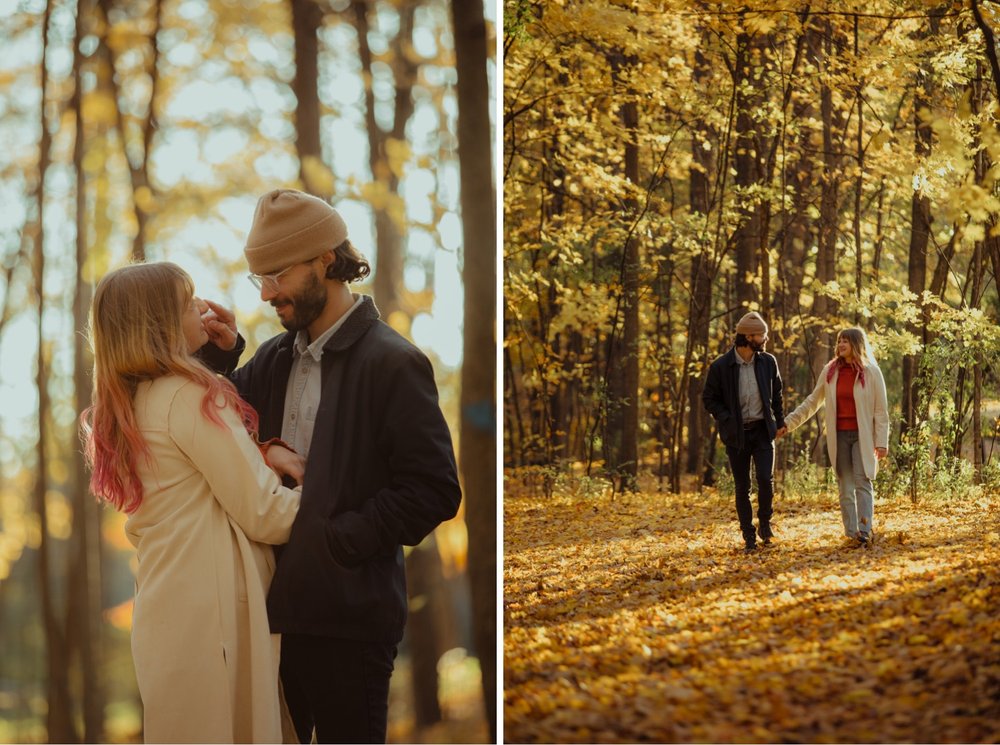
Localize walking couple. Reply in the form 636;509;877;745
702;311;890;553
81;189;463;743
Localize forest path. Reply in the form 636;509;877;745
504;485;1000;743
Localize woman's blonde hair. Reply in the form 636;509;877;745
80;262;257;513
826;326;877;387
837;327;875;367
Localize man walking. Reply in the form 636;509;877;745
201;188;462;742
702;311;786;552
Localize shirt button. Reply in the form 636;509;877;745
291;414;296;421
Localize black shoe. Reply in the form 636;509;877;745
858;533;871;549
744;541;757;553
758;524;773;547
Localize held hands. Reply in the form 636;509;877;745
875;447;888;460
265;445;306;486
775;426;788;440
198;298;238;351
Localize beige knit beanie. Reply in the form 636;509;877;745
735;311;768;336
244;189;348;274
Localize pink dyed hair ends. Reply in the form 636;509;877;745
81;262;258;513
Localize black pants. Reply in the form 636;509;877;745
280;633;397;744
725;420;774;543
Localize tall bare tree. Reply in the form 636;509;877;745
451;0;496;737
291;0;327;198
96;0;162;262
34;1;77;741
70;0;104;739
352;0;418;320
685;42;714;480
732;24;763;308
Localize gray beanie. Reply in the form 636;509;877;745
735;311;768;336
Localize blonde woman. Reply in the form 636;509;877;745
81;262;301;743
780;328;889;546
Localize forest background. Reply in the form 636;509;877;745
502;1;1000;741
0;0;497;743
504;0;1000;496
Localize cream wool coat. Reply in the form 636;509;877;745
127;375;300;744
784;360;890;480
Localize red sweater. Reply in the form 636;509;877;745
836;366;859;431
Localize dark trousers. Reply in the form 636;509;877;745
725;420;774;543
280;633;397;744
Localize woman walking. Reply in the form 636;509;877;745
781;328;889;546
81;262;302;742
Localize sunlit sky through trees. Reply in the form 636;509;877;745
0;0;496;443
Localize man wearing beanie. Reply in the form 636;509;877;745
702;311;786;553
199;188;462;743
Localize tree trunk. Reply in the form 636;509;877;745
732;27;761;308
71;1;104;738
813;19;842;378
852;14;864;307
902;10;944;432
452;0;496;736
291;0;328;198
96;0;161;262
619;90;640;493
902;73;933;432
543;68;570;461
36;3;77;740
404;539;444;728
353;0;417;320
686;45;714;478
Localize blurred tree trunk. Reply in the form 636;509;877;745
96;0;162;262
291;0;328;199
404;537;444;728
71;1;104;739
352;2;448;723
353;0;418;320
35;2;77;741
452;0;496;738
685;43;714;479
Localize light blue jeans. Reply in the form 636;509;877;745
835;430;874;538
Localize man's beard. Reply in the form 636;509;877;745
749;339;766;352
275;270;327;331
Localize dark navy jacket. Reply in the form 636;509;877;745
203;295;461;643
702;347;785;450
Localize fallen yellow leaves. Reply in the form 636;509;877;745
504;484;1000;743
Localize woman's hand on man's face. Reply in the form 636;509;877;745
199;299;239;351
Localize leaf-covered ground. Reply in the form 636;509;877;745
504;484;1000;743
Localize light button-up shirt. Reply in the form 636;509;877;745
281;294;363;457
737;352;765;423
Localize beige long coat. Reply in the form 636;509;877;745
127;375;300;744
784;360;890;480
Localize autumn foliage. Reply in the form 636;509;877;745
504;478;1000;743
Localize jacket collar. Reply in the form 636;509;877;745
726;346;758;366
275;294;381;353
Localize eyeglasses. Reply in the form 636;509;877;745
247;261;308;292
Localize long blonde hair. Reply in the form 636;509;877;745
827;327;877;387
80;262;257;512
